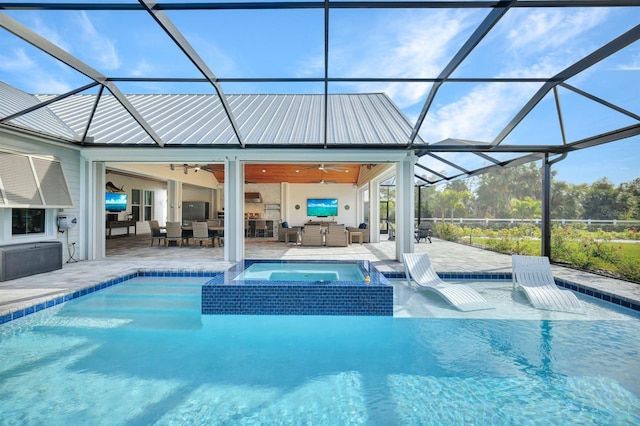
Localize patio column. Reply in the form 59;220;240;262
88;160;106;260
396;155;415;260
166;180;182;222
369;180;380;243
225;157;244;262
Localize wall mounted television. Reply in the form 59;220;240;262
105;192;128;212
307;198;338;217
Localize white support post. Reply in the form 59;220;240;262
225;157;244;262
396;155;415;260
166;180;182;222
90;161;106;260
369;180;380;243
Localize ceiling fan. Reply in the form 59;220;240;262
169;164;221;174
306;163;349;173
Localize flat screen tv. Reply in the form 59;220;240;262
307;198;338;217
105;192;128;212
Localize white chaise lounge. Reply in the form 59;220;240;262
511;255;582;313
403;253;493;312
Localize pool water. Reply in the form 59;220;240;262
1;276;639;425
234;262;366;281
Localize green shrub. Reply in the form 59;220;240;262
432;222;639;283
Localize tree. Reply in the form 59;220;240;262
415;185;436;219
510;196;542;220
438;189;473;222
474;163;541;218
581;178;624;219
551;180;585;219
618;177;640;220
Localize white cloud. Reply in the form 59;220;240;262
28;76;73;94
506;9;608;53
418;8;611;143
323;9;480;108
31;17;72;52
0;48;35;72
185;35;239;77
75;11;121;71
616;50;640;71
130;59;155;77
0;48;71;93
421;82;538;142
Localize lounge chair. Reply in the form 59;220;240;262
415;222;432;243
403;253;493;311
512;255;582;313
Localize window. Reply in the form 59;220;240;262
131;189;140;221
131;189;153;221
144;191;153;221
12;208;45;235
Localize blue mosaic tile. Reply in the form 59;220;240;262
35;303;45;312
204;261;393;316
0;313;11;324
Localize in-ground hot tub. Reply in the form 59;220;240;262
202;259;393;316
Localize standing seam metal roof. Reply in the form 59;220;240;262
19;91;423;147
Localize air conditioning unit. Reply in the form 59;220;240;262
57;215;78;230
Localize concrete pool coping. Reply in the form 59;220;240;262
1;236;639;322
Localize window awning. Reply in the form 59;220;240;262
0;150;74;208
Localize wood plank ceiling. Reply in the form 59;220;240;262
213;163;361;184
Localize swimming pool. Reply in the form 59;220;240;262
1;275;639;424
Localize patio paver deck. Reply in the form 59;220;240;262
1;235;638;319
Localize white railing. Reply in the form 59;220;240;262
419;218;640;227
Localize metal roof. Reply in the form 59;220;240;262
24;92;421;147
0;81;77;140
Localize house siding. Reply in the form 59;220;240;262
0;130;81;264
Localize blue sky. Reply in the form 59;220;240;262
0;3;638;186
